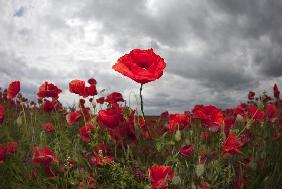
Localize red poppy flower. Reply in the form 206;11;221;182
81;108;90;120
42;99;54;112
0;105;4;124
80;121;95;143
97;107;137;144
75;174;97;189
6;141;17;155
248;91;255;100
248;105;264;121
0;144;6;162
69;79;97;98
179;144;194;157
86;84;98;96
112;48;166;84
93;143;113;166
273;83;280;99
32;145;57;166
160;111;169;118
232;104;246;117
69;80;86;96
42;123;55;133
88;78;97;85
37;81;62;99
67;159;77;166
124;109;137;143
7;80;20;99
86;143;113;167
223;132;241;155
105;92;124;104
198;181;211;189
138;116;145;127
265;103;277;123
140;127;151;140
76;173;97;189
96;97;105;104
97;108;122;129
108;110;137;144
66;111;81;125
148;165;174;189
167;113;191;133
192;105;224;131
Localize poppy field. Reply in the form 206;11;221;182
0;48;282;189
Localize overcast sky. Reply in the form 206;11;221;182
1;0;282;114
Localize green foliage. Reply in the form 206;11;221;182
1;95;282;189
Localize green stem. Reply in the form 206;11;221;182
139;84;145;117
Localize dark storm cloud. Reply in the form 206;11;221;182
255;44;282;77
76;0;208;48
1;0;282;114
213;0;282;77
73;0;282;104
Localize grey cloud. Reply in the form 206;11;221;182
1;0;282;114
73;0;282;80
0;50;70;98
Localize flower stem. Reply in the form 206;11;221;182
139;84;145;117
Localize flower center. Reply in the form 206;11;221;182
137;62;150;69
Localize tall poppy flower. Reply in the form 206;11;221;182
148;165;174;189
112;48;166;117
112;48;166;84
7;80;20;99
